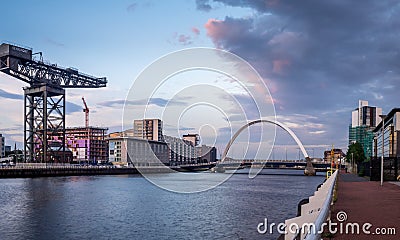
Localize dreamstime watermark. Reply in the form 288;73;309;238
257;211;396;236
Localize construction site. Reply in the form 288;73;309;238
65;126;108;164
63;97;108;164
0;42;108;163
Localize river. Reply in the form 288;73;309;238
0;169;325;240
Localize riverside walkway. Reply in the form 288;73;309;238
329;171;400;239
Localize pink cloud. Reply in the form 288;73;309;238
272;59;290;74
170;27;200;46
204;19;226;47
178;34;192;45
205;18;253;48
204;18;233;48
192;27;200;36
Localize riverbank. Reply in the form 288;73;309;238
0;163;220;178
327;171;399;239
0;165;173;178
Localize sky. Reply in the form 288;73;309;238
1;0;400;159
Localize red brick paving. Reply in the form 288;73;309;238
328;171;400;239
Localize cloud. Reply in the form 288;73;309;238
202;1;400;109
171;32;193;46
309;130;326;135
44;38;65;47
66;101;83;114
0;88;79;114
177;34;192;45
205;17;256;49
179;127;196;131
0;89;23;100
126;2;154;13
196;0;212;12
0;126;23;132
191;27;200;36
126;3;137;12
171;26;201;46
200;0;400;152
98;97;186;108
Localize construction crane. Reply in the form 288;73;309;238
0;43;107;163
82;97;89;128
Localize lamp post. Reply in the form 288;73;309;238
379;114;386;186
351;152;354;174
285;147;287;161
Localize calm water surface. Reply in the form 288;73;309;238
0;169;325;240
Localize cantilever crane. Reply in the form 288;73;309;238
0;43;107;163
82;97;89;128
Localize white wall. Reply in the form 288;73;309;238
395;112;400;131
351;110;359;127
376;107;383;127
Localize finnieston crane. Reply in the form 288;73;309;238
0;43;107;163
82;97;89;128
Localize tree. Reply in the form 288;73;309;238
346;142;366;164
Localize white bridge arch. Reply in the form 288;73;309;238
221;119;309;162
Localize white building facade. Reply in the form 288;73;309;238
373;108;400;158
108;137;169;166
164;135;197;165
351;100;382;128
133;119;163;141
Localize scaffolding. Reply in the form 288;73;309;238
64;127;108;163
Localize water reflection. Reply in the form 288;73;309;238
0;170;324;240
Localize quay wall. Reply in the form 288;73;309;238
0;166;172;178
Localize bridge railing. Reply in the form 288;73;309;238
284;170;338;240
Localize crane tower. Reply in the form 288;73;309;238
0;43;107;163
82;97;89;128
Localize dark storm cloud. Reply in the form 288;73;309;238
200;0;400;150
222;93;264;120
202;0;400;108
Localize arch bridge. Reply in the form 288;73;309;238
220;119;316;176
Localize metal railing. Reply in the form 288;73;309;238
284;170;338;240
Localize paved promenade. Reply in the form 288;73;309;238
329;171;400;239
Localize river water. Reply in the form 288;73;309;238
0;169;325;240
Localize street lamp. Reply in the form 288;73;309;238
351;152;354;174
379;114;387;186
285;147;287;161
